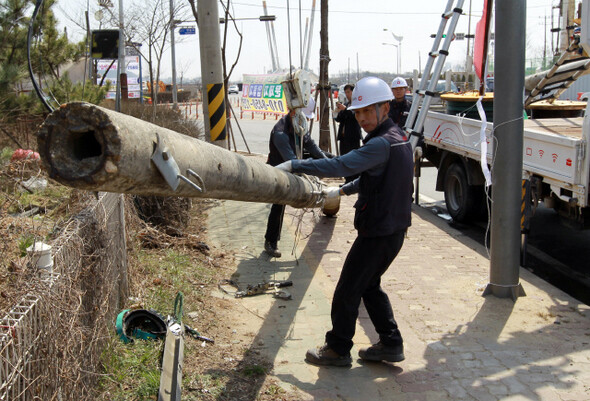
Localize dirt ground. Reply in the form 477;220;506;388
165;201;306;401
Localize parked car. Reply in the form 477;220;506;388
228;84;239;94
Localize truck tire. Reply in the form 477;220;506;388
444;163;481;222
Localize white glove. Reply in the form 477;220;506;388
276;160;293;172
322;186;341;199
322;186;341;216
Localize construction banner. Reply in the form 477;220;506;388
241;74;288;115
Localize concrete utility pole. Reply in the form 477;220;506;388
115;0;126;112
263;1;278;71
36;102;337;214
198;0;227;147
318;0;331;151
170;0;178;108
304;0;316;71
483;0;526;301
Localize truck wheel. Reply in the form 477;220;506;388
444;163;479;222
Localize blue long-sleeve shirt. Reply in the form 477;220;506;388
291;135;391;195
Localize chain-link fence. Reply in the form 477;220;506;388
0;192;128;400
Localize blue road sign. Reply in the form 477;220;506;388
179;27;196;35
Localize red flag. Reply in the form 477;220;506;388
473;0;493;82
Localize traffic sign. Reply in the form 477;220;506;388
178;26;196;35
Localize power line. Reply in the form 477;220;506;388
231;1;443;16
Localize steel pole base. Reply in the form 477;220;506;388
482;282;526;302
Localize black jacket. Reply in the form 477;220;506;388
388;99;412;128
353;119;413;237
335;106;362;153
267;114;325;166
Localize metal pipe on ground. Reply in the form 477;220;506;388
37;102;338;213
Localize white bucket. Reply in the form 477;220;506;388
26;242;53;273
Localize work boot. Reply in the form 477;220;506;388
305;344;352;367
358;342;405;363
264;240;281;258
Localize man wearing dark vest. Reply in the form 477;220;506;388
264;97;327;258
276;77;414;367
388;76;412;128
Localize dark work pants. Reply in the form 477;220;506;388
326;230;406;356
265;204;285;243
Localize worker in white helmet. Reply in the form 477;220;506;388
275;77;413;366
389;76;412;128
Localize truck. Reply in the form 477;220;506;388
419;109;590;229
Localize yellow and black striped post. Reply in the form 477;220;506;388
206;83;227;142
520;179;531;233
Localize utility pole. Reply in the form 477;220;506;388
543;12;548;69
483;0;526;301
465;0;473;74
115;0;126;112
198;0;227;147
347;57;350;83
170;0;178;108
263;1;277;71
318;0;330;151
303;0;316;70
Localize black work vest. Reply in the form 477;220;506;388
354;119;414;237
267;115;295;167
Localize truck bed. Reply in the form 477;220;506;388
423;111;589;206
524;117;584;139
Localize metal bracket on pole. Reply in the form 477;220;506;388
151;133;205;193
482;283;526;302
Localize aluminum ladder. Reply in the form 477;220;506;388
405;0;465;152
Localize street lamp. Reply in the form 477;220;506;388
384;28;403;75
382;42;399;75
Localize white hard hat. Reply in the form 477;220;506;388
348;77;393;110
302;97;316;119
391;77;408;89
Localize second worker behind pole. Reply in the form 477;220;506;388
264;97;331;258
388;77;412;128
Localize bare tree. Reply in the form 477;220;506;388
102;0;189;115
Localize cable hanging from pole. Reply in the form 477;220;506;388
28;0;55;113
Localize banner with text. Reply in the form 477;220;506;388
96;55;141;100
241;74;288;115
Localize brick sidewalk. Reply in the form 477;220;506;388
207;192;590;400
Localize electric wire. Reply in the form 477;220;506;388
455;112;525;258
28;0;54;112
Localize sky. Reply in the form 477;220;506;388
53;0;560;82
